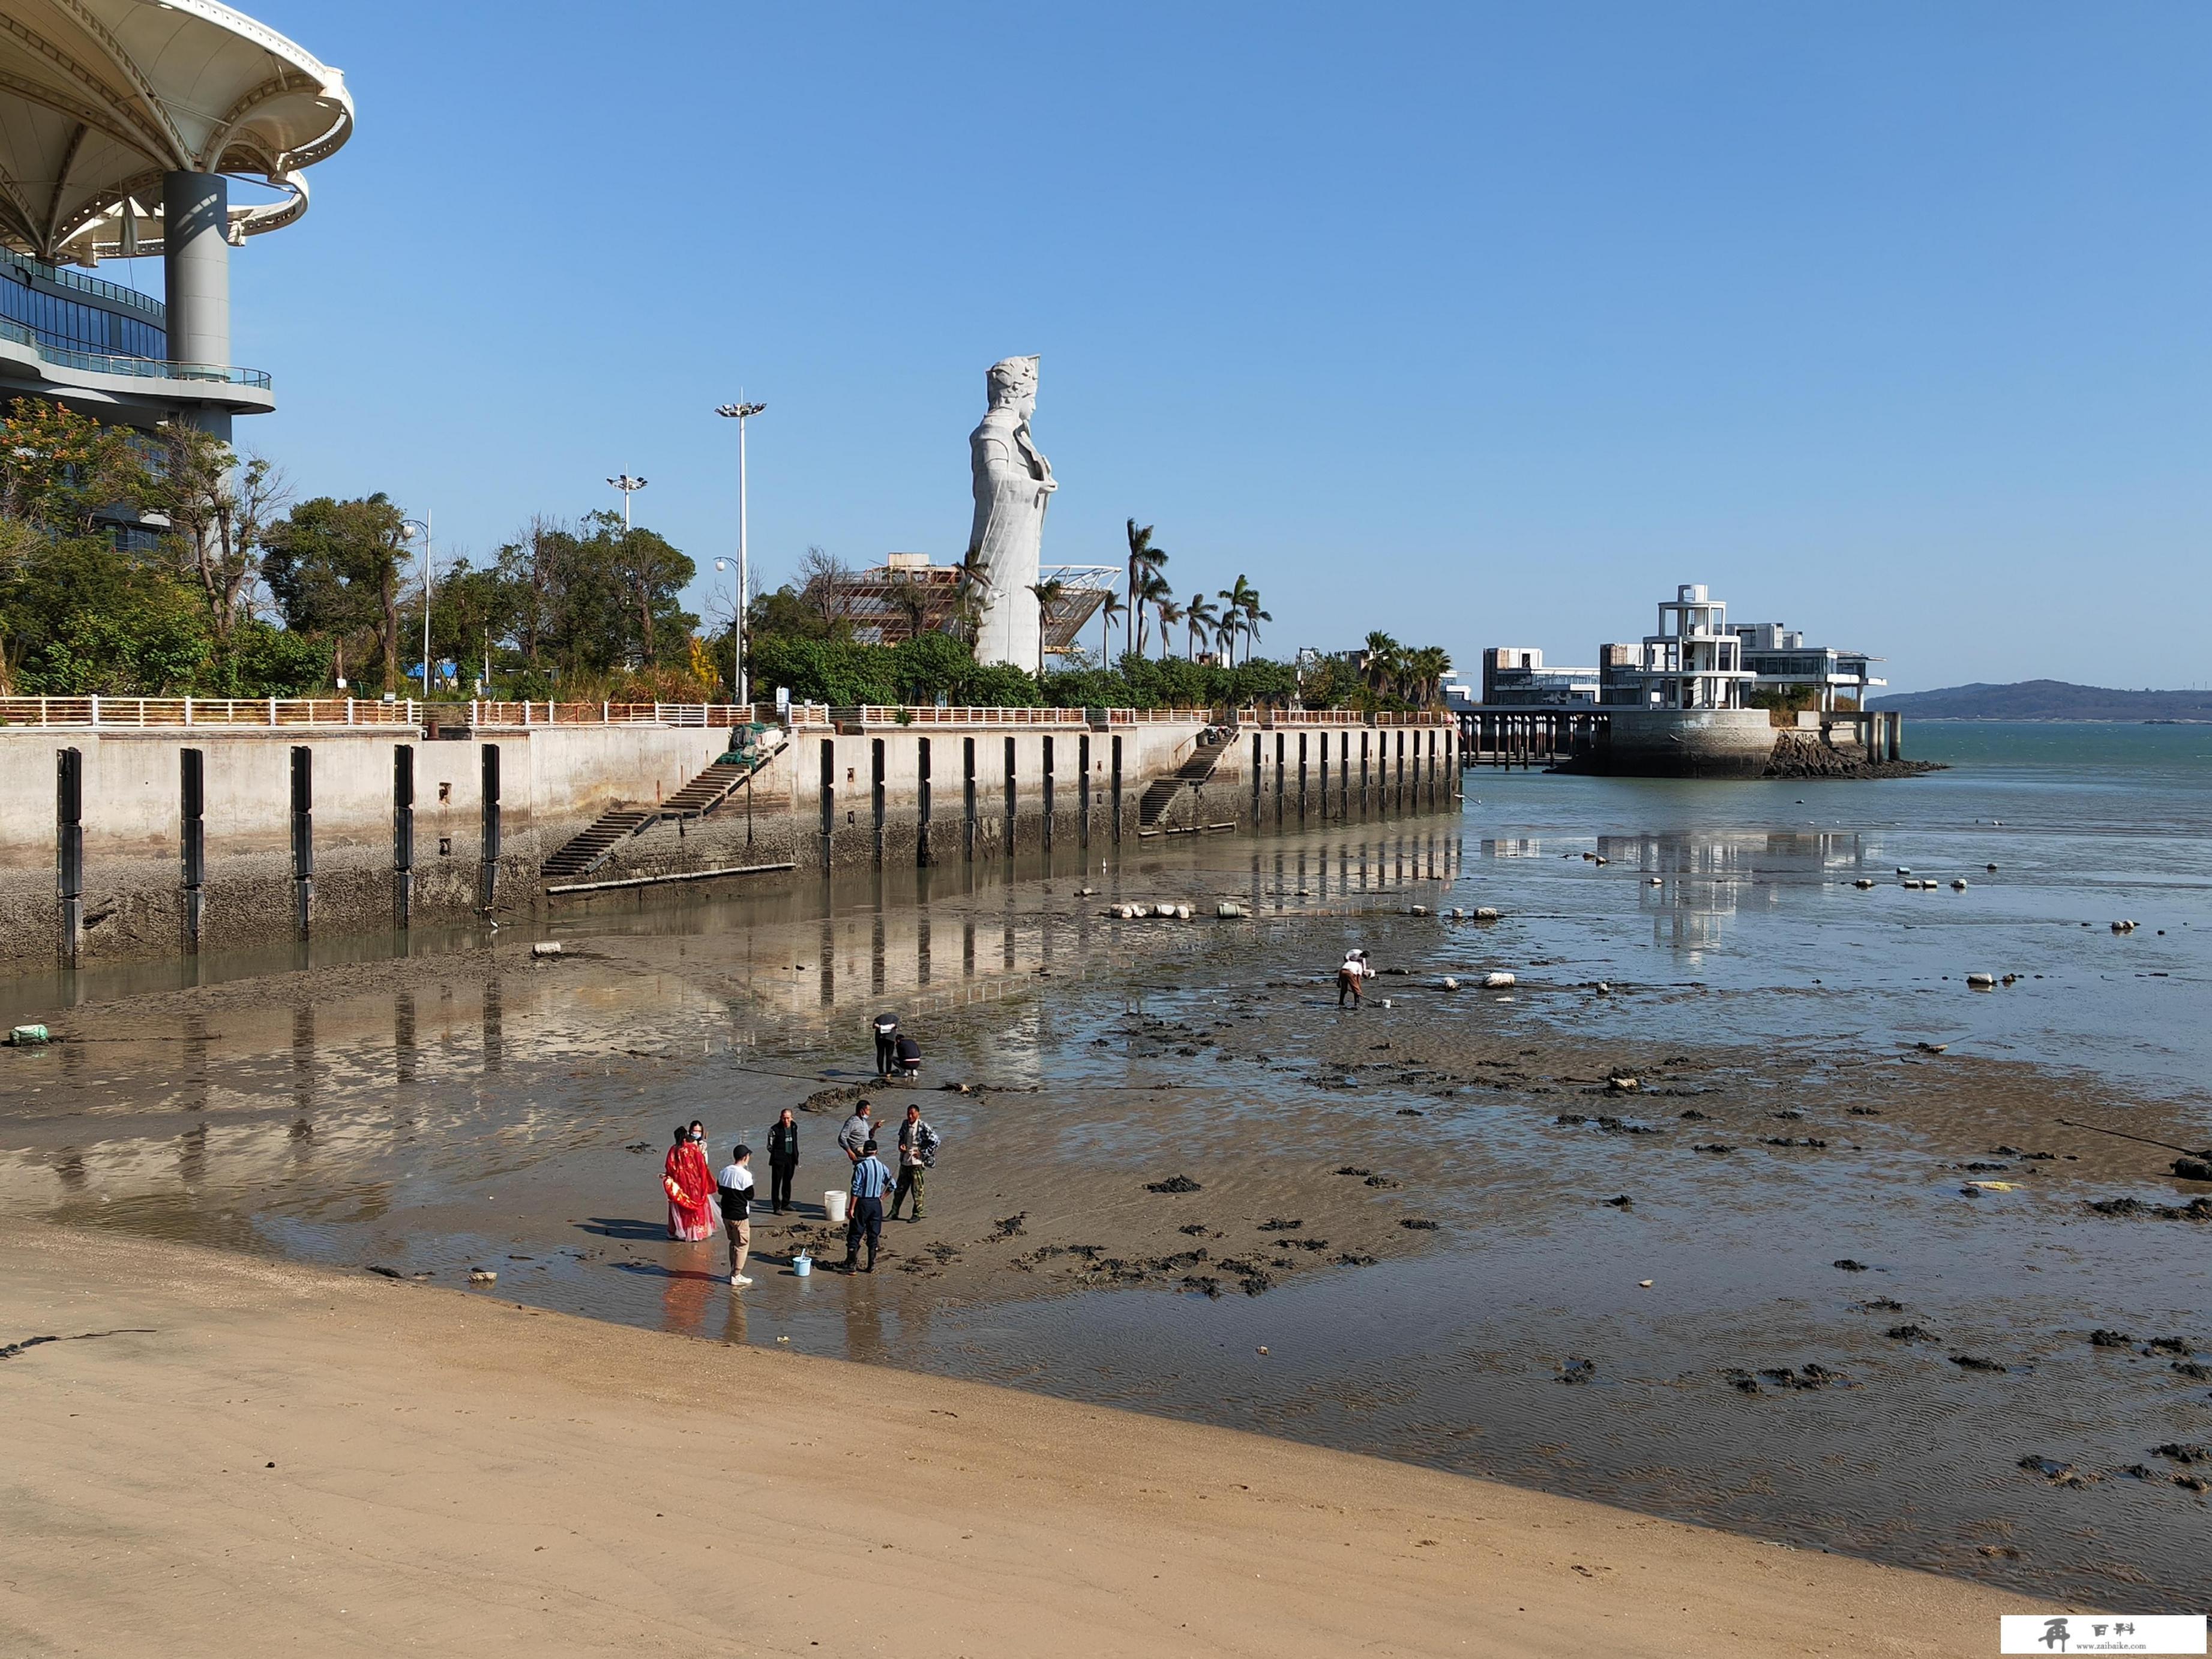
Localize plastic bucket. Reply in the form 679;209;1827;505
825;1190;850;1226
793;1254;812;1278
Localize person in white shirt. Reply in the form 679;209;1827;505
716;1145;754;1287
1337;948;1372;1008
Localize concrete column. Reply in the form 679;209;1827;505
164;170;232;439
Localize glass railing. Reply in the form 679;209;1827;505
0;314;270;388
0;251;166;323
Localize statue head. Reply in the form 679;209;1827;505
986;355;1039;419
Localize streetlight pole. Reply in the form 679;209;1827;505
402;514;432;703
607;473;647;531
716;402;765;706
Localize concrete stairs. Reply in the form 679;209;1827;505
539;742;782;882
540;808;655;879
1138;730;1230;828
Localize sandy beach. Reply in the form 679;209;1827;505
0;1221;2030;1657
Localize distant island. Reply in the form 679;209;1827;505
1871;680;2212;721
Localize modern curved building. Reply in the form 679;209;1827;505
0;0;351;438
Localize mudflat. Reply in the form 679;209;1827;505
0;1222;2024;1658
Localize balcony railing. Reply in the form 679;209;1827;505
0;315;269;388
0;696;1455;732
0;251;167;323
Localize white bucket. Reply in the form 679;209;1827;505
793;1253;812;1277
825;1190;850;1226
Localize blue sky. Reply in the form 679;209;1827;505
159;2;2210;692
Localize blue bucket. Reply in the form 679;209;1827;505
793;1253;812;1277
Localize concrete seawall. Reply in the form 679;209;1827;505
0;714;1458;969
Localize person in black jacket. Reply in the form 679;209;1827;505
872;1012;901;1080
766;1108;799;1215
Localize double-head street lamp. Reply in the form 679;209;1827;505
716;400;766;706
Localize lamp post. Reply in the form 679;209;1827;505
713;556;741;704
401;514;432;703
607;473;647;531
715;401;765;706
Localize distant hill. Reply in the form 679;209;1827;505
1870;680;2212;721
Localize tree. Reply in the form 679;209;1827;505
1361;631;1403;700
796;545;852;632
1125;519;1167;657
148;421;282;652
1027;577;1067;676
1097;591;1126;663
0;398;148;537
1219;575;1265;667
1405;645;1453;709
263;493;409;691
1155;593;1183;662
1184;592;1219;661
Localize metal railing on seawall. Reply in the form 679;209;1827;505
0;696;1456;734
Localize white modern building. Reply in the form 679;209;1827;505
1600;584;1758;709
1727;622;1886;711
0;0;353;439
1478;646;1602;706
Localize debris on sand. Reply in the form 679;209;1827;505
1692;1143;1734;1155
1177;1223;1210;1236
2152;1443;2212;1465
367;1265;404;1280
2143;1336;2193;1356
1257;1217;1303;1232
2174;1361;2212;1382
989;1212;1029;1240
1144;1175;1203;1194
1181;1275;1222;1298
2085;1196;2212;1221
1363;1175;1401;1189
2173;1157;2212;1182
1399;1217;1440;1231
1885;1325;1939;1343
2089;1329;2136;1348
1555;1357;1597;1385
1949;1354;2007;1373
1602;1194;1633;1208
1853;1298;1907;1313
1832;1259;1871;1272
1335;1252;1378;1267
1722;1364;1849;1394
1335;1166;1372;1178
2017;1455;2098;1487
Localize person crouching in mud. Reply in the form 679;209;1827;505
1338;948;1372;1008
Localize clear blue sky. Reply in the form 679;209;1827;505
176;2;2211;692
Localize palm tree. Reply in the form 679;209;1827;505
1098;591;1127;664
948;544;991;645
1218;576;1258;667
1134;570;1173;661
1214;613;1239;667
1405;645;1452;708
1362;631;1403;700
1155;595;1183;661
1125;519;1167;657
1027;578;1067;676
1184;592;1219;661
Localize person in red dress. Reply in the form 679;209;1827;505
663;1124;718;1241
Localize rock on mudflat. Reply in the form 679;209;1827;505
1481;971;1516;989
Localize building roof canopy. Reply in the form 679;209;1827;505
0;0;350;262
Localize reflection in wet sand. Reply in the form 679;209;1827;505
5;783;2208;1606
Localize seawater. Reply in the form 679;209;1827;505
1454;720;2212;1090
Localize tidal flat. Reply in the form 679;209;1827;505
4;722;2208;1607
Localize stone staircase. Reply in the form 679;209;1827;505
540;740;783;882
1138;729;1231;828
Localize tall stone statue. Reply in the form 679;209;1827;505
967;354;1056;670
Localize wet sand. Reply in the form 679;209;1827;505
0;1221;2027;1657
3;817;2210;1610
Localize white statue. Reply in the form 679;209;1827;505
966;354;1056;669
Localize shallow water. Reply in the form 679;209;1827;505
4;723;2209;1605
